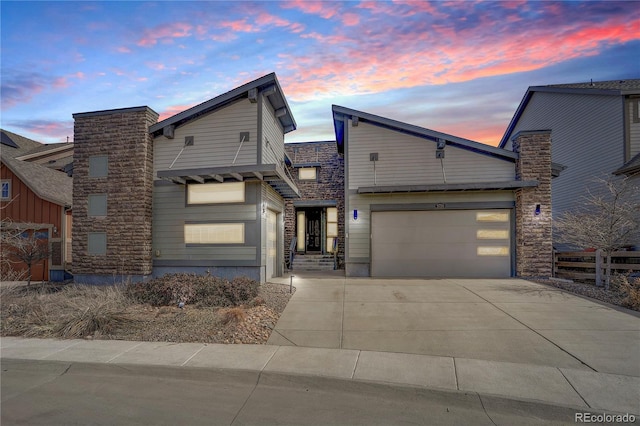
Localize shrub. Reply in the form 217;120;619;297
125;273;260;307
613;274;640;310
217;307;247;325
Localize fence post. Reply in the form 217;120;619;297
595;249;603;287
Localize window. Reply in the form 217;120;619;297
185;223;244;244
296;211;305;251
88;232;107;255
477;229;509;239
477;246;509;256
1;180;10;200
476;211;509;222
187;182;245;205
89;156;108;178
299;167;317;180
88;194;107;216
326;207;338;253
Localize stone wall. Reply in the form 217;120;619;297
284;141;345;267
512;130;553;277
72;107;158;282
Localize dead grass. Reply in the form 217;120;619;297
217;307;247;325
613;275;640;310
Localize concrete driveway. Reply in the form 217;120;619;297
268;277;640;377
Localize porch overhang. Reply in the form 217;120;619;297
357;180;539;194
157;164;300;198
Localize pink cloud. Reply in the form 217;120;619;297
7;120;73;143
282;0;340;19
137;22;193;47
117;46;132;53
219;19;258;33
342;13;360;26
158;103;198;121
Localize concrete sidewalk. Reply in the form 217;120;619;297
1;336;638;415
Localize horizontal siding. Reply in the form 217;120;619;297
153;99;257;177
512;92;624;216
347;191;515;259
348;122;514;189
629;99;640;158
152;183;259;261
262;98;285;165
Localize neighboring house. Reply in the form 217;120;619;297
0;130;73;281
332;105;552;278
72;73;299;284
499;80;640;224
71;72;554;283
284;141;345;270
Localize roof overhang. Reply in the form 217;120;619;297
156;163;300;198
357;180;539;194
332;105;517;162
150;73;296;138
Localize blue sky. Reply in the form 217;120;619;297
1;1;638;146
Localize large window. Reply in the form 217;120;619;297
187;182;245;205
298;167;317;181
1;180;10;200
185;223;244;244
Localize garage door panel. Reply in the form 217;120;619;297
371;210;511;278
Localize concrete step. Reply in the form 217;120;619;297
291;255;336;271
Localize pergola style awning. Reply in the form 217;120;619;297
357;180;539;194
157;164;300;198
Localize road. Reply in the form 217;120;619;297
1;359;588;425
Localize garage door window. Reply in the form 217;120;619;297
476;211;509;222
477;229;509;239
477;246;509;256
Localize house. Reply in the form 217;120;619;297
71;72;554;283
499;79;640;223
332;105;552;278
72;73;299;284
0;130;73;281
284;141;345;270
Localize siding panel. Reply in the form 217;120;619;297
348;122;514;189
629;99;640;157
511;92;624;216
261;98;285;165
153;99;258;177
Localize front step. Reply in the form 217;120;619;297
291;254;335;271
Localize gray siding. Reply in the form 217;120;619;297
261;97;285;166
628;98;640;158
511;92;625;216
153;99;258;177
152;182;260;262
348;122;515;190
347;191;515;259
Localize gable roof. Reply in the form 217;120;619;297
499;79;640;148
0;129;44;158
332;105;517;161
150;72;296;137
614;152;640;176
1;155;73;207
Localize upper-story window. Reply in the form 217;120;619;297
89;155;108;178
298;167;317;181
1;180;10;200
187;182;245;205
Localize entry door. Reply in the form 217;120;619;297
306;209;322;252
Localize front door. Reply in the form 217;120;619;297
306;209;322;252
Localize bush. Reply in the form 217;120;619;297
613;274;640;310
217;307;247;325
125;274;259;307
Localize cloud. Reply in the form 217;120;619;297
283;0;341;19
6;119;73;143
0;72;76;110
117;46;132;53
137;22;193;47
158;103;198;121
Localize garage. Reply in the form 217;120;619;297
371;209;512;278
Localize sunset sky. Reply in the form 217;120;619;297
1;1;639;146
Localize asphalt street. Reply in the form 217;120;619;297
1;358;597;426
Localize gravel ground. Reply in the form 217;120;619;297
533;278;639;311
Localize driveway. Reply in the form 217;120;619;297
268;277;640;377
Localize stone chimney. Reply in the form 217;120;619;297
512;130;553;278
72;107;158;284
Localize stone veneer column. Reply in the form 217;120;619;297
512;130;553;278
72;107;158;283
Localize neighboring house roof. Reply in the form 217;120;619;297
150;72;297;137
499;79;640;148
16;142;74;172
1;155;73;207
614;152;640;176
0;129;44;157
332;105;517;162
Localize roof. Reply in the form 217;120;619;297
150;73;296;137
0;129;44;158
500;79;640;148
1;155;73;207
17;142;74;158
332;105;517;161
614;152;640;176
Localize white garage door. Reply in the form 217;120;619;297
371;210;511;278
266;210;277;280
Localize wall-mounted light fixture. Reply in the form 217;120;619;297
535;204;541;216
53;226;57;235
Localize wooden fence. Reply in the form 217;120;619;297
554;250;640;286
